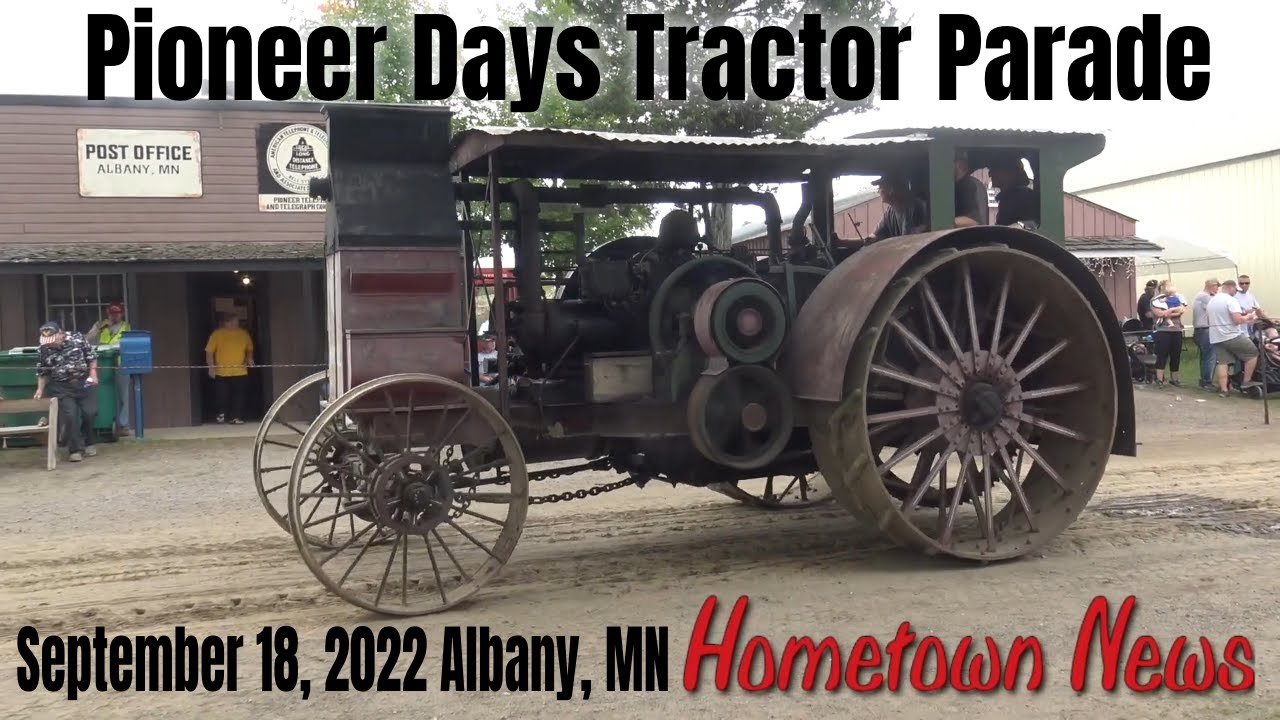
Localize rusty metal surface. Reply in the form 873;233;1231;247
782;229;947;403
782;224;1136;457
336;248;465;336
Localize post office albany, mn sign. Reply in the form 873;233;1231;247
76;128;203;198
256;122;328;212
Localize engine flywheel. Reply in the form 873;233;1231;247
693;277;790;365
687;364;795;470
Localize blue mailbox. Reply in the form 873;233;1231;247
119;330;153;375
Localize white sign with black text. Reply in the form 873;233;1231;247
76;128;203;198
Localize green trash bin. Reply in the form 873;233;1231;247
0;347;43;447
0;345;120;445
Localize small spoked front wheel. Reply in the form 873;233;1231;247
286;373;528;616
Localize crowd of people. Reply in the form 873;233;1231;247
1135;275;1277;397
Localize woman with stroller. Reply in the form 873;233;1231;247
1149;280;1187;386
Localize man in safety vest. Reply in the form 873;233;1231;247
87;302;132;436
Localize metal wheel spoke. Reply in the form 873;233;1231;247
980;458;996;550
939;451;975;547
919;280;969;372
988;271;1012;372
867;405;940;425
431;528;471;583
434;409;473;452
446;519;501;560
263;481;288;495
877;426;947;476
870;363;953;396
318;522;378;567
373;533;403;607
1017;382;1087;401
278;420;308;436
1004;300;1045;363
402;389;414;453
996;444;1036;531
260;465;290;474
961;262;982;356
1015;338;1070;382
302;503;368;530
890;319;965;385
264;439;298;451
422;534;448;606
960;455;989;543
1008;432;1069;493
1013;411;1087;441
902;447;949;514
336;525;383;587
445;503;509;527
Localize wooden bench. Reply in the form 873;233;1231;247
0;398;59;470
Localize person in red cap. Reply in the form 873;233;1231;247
88;301;132;436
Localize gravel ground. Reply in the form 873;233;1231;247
0;382;1276;719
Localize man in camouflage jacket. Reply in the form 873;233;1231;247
34;321;99;462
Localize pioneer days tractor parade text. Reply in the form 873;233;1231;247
15;596;1255;699
87;10;1210;109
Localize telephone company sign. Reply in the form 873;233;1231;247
76;128;203;198
256;123;329;212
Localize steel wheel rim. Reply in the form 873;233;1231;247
286;373;528;616
814;245;1117;560
253;371;337;546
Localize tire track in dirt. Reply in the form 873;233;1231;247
4;463;1274;639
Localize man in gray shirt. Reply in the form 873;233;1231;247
1191;278;1219;388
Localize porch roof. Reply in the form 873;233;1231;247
0;241;326;274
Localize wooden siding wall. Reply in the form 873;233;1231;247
0;104;326;246
134;272;194;426
1091;259;1139;322
267;269;314;423
0;276;39;350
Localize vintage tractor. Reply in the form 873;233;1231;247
251;104;1136;616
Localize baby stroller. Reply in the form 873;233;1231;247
1122;318;1157;384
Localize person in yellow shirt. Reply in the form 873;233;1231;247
204;312;254;424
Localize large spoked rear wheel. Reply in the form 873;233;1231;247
811;244;1118;561
286;373;528;616
710;474;835;510
253;371;334;544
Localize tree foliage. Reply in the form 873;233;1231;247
294;0;902;254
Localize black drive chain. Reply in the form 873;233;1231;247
488;458;637;505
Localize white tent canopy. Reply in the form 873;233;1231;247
1135;232;1239;278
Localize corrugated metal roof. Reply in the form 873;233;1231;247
457;125;930;149
449;126;936;184
846;125;1104;140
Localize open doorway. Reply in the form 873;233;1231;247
188;271;270;424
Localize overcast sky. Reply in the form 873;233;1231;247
3;0;1274;247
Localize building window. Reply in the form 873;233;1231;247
43;274;127;333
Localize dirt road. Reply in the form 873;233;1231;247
1;387;1277;719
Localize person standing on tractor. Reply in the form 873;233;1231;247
33;321;99;462
87;302;131;436
204;312;255;424
950;150;991;228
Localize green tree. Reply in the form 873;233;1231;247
293;0;654;268
522;0;902;246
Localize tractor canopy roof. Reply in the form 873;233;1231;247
448;125;1106;185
